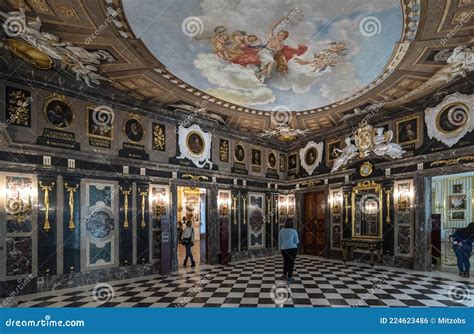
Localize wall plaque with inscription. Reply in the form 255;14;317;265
37;128;80;150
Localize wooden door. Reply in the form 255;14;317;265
303;192;326;256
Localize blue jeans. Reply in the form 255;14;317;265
184;244;195;265
454;243;472;273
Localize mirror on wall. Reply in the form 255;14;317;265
351;181;383;239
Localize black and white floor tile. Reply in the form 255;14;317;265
12;256;473;308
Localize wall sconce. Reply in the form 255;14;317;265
280;196;289;216
218;194;231;217
394;184;412;212
6;184;33;224
151;189;167;217
330;191;342;215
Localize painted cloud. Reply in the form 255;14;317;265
123;0;402;111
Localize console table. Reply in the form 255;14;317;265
341;238;383;266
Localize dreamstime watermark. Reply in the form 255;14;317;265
441;11;473;45
350;97;390;136
270;282;292;305
92;283;115;304
85;8;122;45
3;15;25;37
261;8;301;45
1;274;34;307
5;315;85;328
174;100;208;133
359;16;382;37
357;275;387;306
181;16;204;37
270;105;292;127
448;283;470;302
176;274;211;307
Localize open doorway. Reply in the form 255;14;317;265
432;171;473;274
177;186;207;267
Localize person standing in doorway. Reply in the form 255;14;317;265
178;217;185;244
452;222;474;277
279;218;299;283
182;220;196;267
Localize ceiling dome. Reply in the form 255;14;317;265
122;0;405;112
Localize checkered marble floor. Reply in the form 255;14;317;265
12;255;473;308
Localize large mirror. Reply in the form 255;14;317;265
351;181;383;239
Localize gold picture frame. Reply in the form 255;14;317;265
288;153;298;171
122;114;145;143
234;142;246;162
186;131;205;157
326;139;342;163
396;115;419;145
351;181;383;239
43;93;74;129
251;148;262;167
267;151;277;169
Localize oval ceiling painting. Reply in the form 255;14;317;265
123;0;403;112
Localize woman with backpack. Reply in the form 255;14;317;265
182;220;196;267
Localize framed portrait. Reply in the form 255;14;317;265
123;115;144;142
288;153;297;171
186;131;205;156
451;211;465;220
43;93;73;129
279;153;286;172
251;149;261;166
87;106;114;139
234;143;245;162
299;141;323;176
267;152;277;169
219;139;229;162
449;195;466;210
304;147;318;166
326;140;341;162
176;124;213;169
397;116;419;144
452;184;463;194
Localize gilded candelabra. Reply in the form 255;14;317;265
39;181;55;232
242;195;247;225
232;196;238;224
64;183;79;231
385;188;392;224
120;187;132;229
138;188;148;229
344;193;349;224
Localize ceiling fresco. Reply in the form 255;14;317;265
0;0;472;140
122;0;404;112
